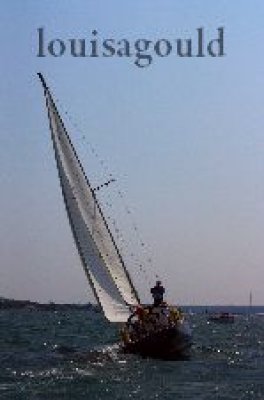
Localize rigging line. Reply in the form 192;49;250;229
96;174;158;284
102;191;153;287
71;175;150;284
114;225;151;285
101;186;153;283
92;178;116;192
100;199;152;287
51;92;158;285
96;170;156;284
112;189;158;268
114;188;160;282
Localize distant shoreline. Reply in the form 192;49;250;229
0;297;98;311
1;298;263;313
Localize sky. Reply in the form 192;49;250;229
1;1;264;305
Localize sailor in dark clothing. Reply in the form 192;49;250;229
150;280;165;307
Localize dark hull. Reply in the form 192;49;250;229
123;324;192;360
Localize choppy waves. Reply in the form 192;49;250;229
0;309;264;399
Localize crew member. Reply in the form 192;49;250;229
150;280;165;307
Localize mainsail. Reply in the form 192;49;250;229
38;73;140;322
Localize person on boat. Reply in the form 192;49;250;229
126;305;149;340
127;305;150;332
150;280;165;307
127;305;145;323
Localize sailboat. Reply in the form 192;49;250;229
38;73;192;360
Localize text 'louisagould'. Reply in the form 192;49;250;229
37;27;225;68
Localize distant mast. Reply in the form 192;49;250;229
247;290;253;319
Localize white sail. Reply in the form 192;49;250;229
39;74;140;322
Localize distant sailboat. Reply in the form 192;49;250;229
38;73;192;359
247;290;253;319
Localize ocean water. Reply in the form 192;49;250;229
0;308;264;399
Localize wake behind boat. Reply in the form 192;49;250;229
38;73;192;360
